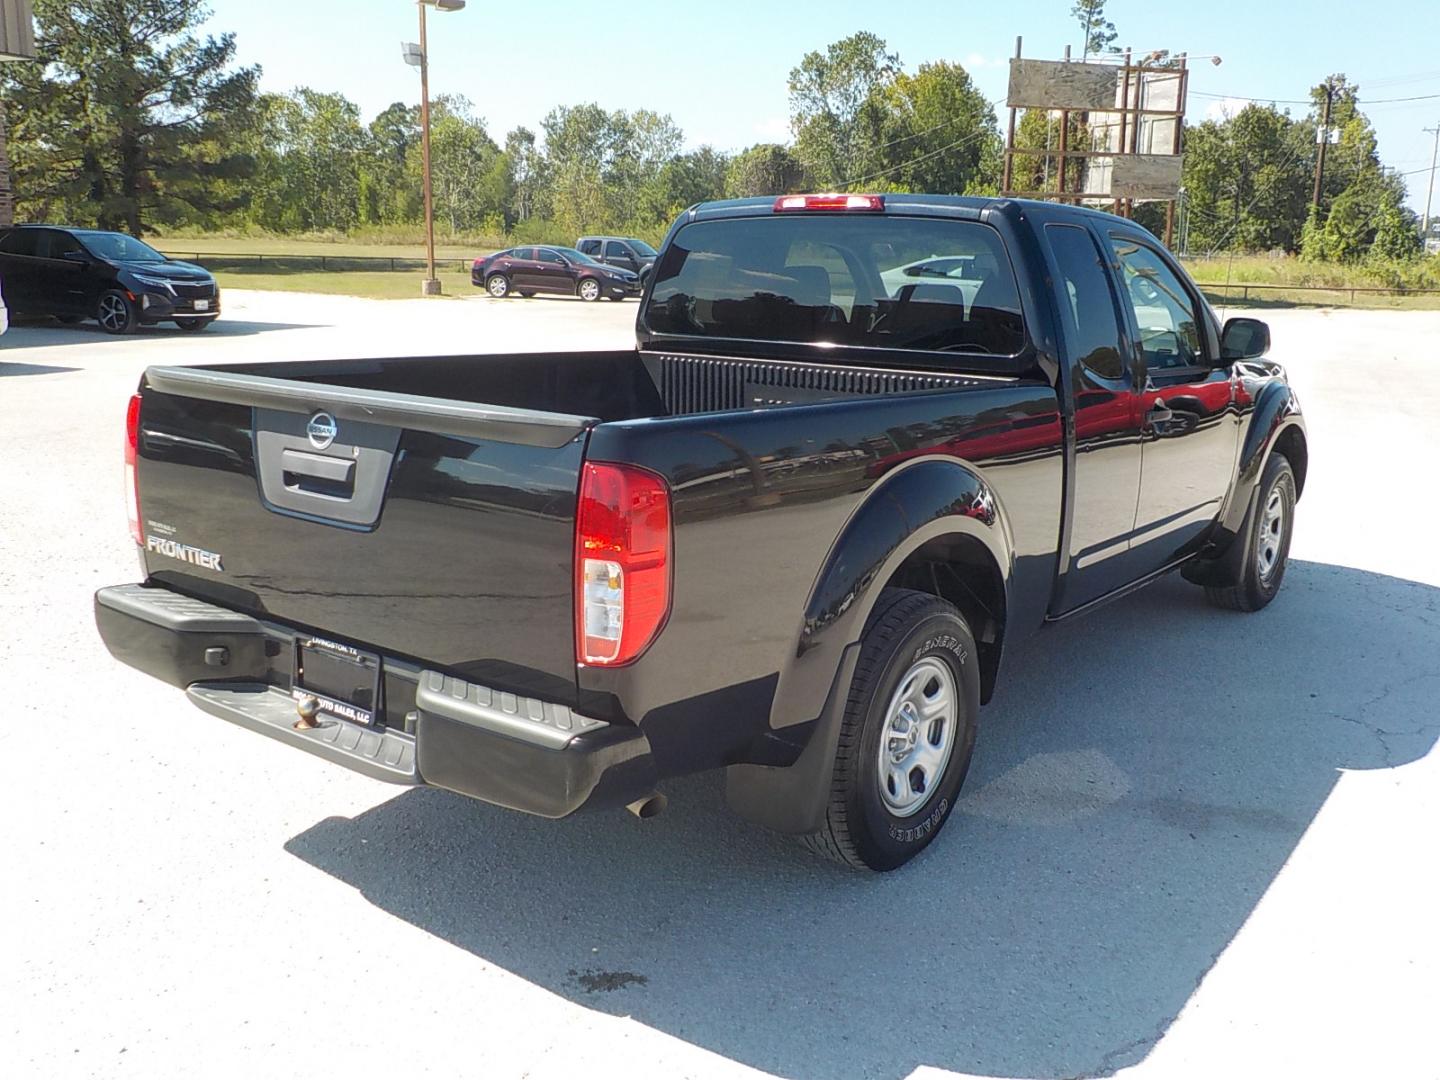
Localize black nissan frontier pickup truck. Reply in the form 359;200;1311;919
96;194;1307;871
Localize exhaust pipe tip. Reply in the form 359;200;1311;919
626;793;667;819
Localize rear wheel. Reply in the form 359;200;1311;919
1204;453;1296;612
518;290;535;298
485;273;511;299
97;291;137;335
804;587;979;871
577;277;601;302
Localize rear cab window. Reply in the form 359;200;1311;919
645;214;1027;362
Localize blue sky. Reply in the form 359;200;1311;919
205;0;1440;214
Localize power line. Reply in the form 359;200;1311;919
1191;90;1440;106
843;96;1006;188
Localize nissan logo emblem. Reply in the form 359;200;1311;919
307;411;338;450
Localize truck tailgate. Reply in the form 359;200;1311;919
134;366;599;705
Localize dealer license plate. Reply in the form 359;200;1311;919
291;636;381;726
193;299;210;311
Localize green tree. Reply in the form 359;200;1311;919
424;96;505;234
1180;103;1312;253
1;0;258;235
359;102;420;226
866;60;999;193
788;32;900;188
638;146;729;224
1072;0;1118;60
249;89;366;232
725;143;807;197
504;126;546;223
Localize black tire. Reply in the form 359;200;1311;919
56;314;85;325
1205;452;1296;612
577;277;602;302
518;291;535;298
804;587;980;872
97;290;137;335
174;318;214;333
485;273;511;299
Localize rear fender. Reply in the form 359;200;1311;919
726;457;1013;834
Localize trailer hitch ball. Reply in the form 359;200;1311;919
294;695;321;731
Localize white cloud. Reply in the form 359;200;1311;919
1205;96;1251;121
964;53;1005;69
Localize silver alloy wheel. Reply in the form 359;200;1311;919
486;274;509;298
1255;484;1286;583
579;278;600;301
98;293;130;332
876;656;958;817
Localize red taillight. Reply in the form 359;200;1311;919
575;461;671;667
125;393;143;545
773;193;885;212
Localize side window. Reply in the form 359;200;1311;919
604;240;629;259
537;249;564;265
1110;235;1203;371
52;232;86;259
0;230;38;256
578;240;600;255
1045;224;1126;381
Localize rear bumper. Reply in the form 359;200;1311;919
94;583;658;818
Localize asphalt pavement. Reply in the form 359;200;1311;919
1;292;1436;1080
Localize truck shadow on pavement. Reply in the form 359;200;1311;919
285;561;1439;1080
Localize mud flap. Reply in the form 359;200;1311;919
724;643;861;835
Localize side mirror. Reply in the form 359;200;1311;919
1220;317;1270;361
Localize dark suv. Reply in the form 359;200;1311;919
576;236;657;283
0;225;220;334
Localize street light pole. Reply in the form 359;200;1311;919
404;0;464;296
417;0;437;295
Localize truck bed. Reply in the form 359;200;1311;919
133;348;1051;731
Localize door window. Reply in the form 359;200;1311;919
537;249;565;265
578;240;600;255
605;241;631;260
1110;236;1203;372
0;230;40;256
1046;224;1125;381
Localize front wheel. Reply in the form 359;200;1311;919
804;588;979;871
577;277;601;302
174;318;214;333
97;291;137;335
485;273;511;299
1204;453;1296;611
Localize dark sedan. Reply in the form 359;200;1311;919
0;225;220;334
472;245;639;301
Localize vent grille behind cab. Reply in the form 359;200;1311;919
644;353;987;415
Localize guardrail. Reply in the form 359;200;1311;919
1198;281;1440;303
160;251;476;273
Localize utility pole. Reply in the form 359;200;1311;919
417;0;438;296
1311;80;1334;216
1424;123;1440;236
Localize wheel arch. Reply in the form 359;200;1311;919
776;456;1013;730
726;456;1015;835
